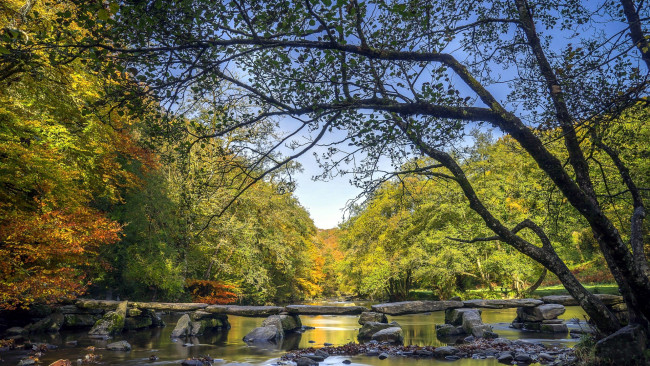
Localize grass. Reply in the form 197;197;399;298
532;283;619;297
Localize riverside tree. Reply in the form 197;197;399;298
96;0;649;343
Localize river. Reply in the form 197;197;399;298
3;302;588;365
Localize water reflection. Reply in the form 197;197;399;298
5;306;586;365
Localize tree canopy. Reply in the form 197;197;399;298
90;0;650;336
2;1;650;354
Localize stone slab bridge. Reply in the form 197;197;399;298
49;294;623;340
75;293;624;316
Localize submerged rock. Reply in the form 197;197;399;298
106;340;131;351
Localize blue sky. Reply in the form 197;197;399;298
292;153;361;229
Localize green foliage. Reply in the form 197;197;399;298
0;0;152;309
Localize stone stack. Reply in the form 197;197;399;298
358;311;388;325
242;314;302;344
512;303;567;333
171;311;230;338
88;301;128;338
436;308;497;339
59;305;104;329
357;321;403;343
88;301;167;338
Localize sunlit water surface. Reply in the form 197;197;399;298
2;302;587;365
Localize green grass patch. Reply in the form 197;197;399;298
532;283;619;297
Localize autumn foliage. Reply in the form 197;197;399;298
186;280;239;305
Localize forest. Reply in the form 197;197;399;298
1;0;649;364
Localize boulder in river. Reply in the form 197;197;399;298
243;325;284;343
461;309;492;338
358;321;401;340
106;340;131;351
435;324;464;337
261;314;301;332
171;314;192;338
370;327;403;343
445;308;481;326
358;311;388;325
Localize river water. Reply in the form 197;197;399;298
3;303;588;365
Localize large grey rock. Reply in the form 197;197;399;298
242;325;283;343
106;340;131;351
170;314;192;338
205;305;284;317
174;311;229;335
445;308;481;326
517;304;565;322
461;310;482;333
371;301;463;315
358;312;388;325
463;299;542;309
285;305;367;315
370;327;403;343
358;321;400;340
595;324;647;365
261;314;301;332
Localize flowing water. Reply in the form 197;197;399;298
2;303;588;366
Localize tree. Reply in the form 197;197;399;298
100;0;649;340
0;0;154;309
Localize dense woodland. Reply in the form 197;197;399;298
2;0;650;362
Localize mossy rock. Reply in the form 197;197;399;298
88;311;125;336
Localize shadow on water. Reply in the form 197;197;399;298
2;305;587;365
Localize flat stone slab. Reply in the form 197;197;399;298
371;301;463;315
76;300;123;309
129;302;209;311
205;305;284;317
285;305;367;315
76;300;208;311
463;299;542;309
541;294;624;306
